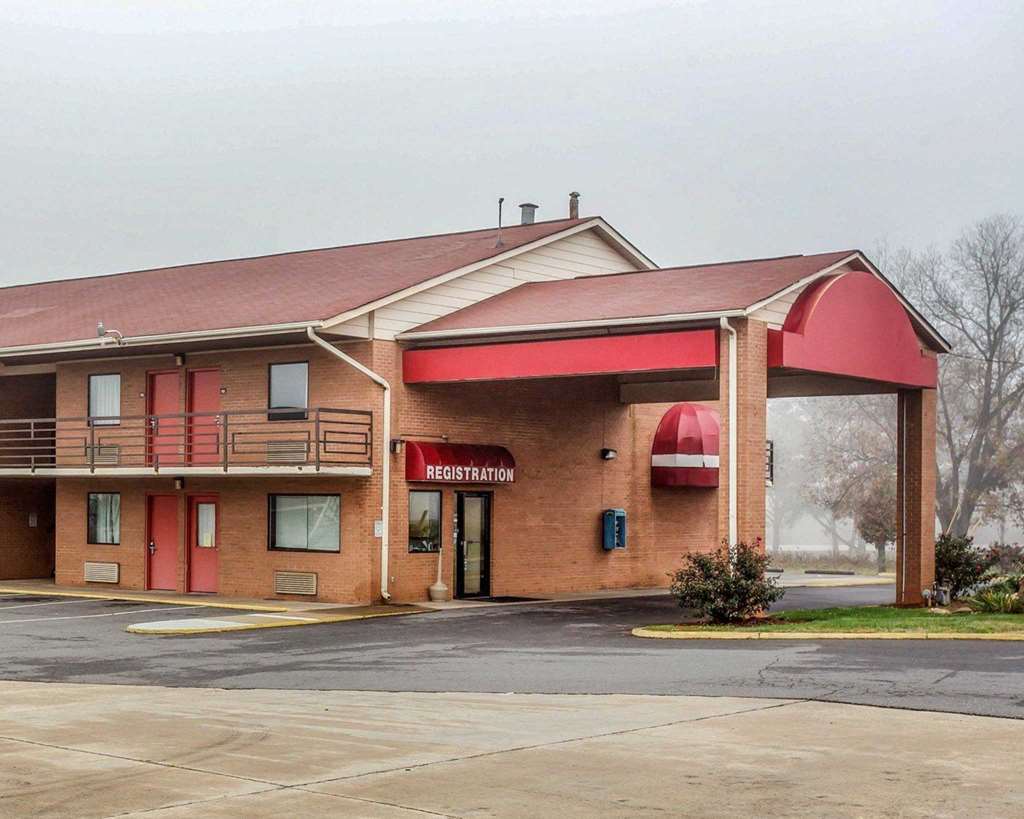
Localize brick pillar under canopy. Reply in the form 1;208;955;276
717;318;768;549
896;388;937;606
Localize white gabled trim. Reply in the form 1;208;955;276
742;252;952;353
0;321;322;360
743;254;859;315
320;218;656;333
397;309;744;342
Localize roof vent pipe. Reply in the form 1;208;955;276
518;202;538;225
569;191;580;219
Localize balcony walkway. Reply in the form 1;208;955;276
0;407;373;477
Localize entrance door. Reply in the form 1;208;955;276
147;371;182;466
147;495;179;591
187;369;221;465
187;495;218;593
456;492;491;598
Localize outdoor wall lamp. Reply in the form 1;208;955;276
390;438;406;455
600;448;618;461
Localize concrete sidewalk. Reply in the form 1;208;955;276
0;682;1018;817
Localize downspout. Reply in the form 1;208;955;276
720;318;738;546
307;327;392;601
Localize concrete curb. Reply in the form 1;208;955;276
0;586;288;612
126;607;429;635
632;626;1024;641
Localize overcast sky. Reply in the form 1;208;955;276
1;0;1021;285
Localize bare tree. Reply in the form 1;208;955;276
800;395;897;551
900;215;1024;536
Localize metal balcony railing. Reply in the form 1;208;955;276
0;407;373;473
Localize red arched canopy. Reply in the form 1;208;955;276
651;403;720;488
767;270;937;388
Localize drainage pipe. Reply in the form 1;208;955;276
720;317;738;546
307;327;392;601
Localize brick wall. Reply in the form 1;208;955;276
49;340;722;602
382;341;719;602
895;388;937;605
53;345;380;600
717;319;768;548
55;475;374;602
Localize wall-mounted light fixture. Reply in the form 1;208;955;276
600;448;618;461
174;354;185;367
390;438;406;455
174;477;185;491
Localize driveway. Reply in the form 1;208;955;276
1;586;1021;719
2;682;1021;818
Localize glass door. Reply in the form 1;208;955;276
456;492;491;598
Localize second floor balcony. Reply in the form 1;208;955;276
0;407;373;477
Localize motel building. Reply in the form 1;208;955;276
0;197;948;606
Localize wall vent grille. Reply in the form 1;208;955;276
84;561;119;583
274;571;317;596
267;441;307;463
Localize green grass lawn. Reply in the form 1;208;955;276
647;606;1024;634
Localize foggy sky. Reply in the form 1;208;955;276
2;0;1021;286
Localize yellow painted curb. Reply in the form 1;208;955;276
126;608;426;635
632;627;1024;641
0;586;288;613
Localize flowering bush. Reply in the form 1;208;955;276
669;539;784;623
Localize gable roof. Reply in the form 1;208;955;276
402;250;950;352
0;217;631;354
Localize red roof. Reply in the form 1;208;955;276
406;251;856;336
0;218;586;349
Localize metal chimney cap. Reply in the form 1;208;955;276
518;202;539;225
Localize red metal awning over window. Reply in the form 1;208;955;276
406;441;516;483
651;403;720;488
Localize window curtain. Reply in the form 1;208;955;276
89;374;121;425
89;494;120;544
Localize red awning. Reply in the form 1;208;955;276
406;441;516;483
651;403;720;488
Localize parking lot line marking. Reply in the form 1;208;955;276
0;600;83;611
0;606;208;625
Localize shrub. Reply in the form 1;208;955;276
985;543;1024;575
935;534;992;599
669;540;785;623
967;588;1024;614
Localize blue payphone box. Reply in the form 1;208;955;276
602;508;627;550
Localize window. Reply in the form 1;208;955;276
87;493;120;545
89;374;121;426
195;502;216;548
268;362;308;420
268;495;340;552
409;491;441;553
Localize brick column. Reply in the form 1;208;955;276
896;388;937;605
717;318;768;547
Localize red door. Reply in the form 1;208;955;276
187;369;221;465
147;371;182;466
147;495;179;591
187;495;218;593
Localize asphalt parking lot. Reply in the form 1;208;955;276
1;586;1021;719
